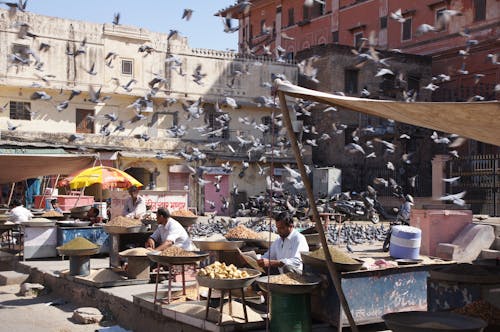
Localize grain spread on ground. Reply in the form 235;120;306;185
41;210;63;217
199;261;250;279
308;246;358;264
119;247;150;256
160;246;196;257
107;216;142;227
59;237;98;250
268;272;309;285
225;224;260;240
171;210;196;217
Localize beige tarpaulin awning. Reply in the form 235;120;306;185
276;80;500;146
0;150;96;184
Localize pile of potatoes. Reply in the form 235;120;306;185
198;261;249;279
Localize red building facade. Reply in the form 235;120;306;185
218;0;499;101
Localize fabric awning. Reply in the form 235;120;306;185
276;80;500;146
0;148;96;184
118;151;181;160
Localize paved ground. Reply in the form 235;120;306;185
0;284;104;332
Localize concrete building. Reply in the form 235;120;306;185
0;9;298;214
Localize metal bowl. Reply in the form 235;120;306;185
301;252;364;272
382;311;487;332
171;215;198;228
196;268;261;289
244;238;272;249
57;220;91;227
193;239;245;251
57;247;99;256
104;225;143;234
146;250;209;265
256;273;322;294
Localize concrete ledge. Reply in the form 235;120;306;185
0;270;29;285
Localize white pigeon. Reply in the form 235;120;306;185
439;191;466;206
443;176;460;183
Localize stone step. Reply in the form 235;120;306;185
0;270;29;285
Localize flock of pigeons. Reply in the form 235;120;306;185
2;0;492;216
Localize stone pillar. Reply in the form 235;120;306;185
431;154;450;200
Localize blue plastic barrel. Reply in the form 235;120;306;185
390;225;422;259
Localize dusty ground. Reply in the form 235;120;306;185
0;284;106;332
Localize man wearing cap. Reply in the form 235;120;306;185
145;208;193;251
122;185;146;219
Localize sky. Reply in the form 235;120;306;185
25;0;239;51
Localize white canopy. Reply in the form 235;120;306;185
276;80;500;146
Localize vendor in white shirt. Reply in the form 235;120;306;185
145;208;193;251
122;185;146;219
257;212;309;274
8;199;33;224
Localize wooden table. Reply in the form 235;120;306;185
319;212;344;230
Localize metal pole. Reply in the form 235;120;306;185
278;90;359;332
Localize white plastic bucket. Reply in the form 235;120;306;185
390;225;422;259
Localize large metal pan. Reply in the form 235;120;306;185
172;216;198;228
382;311;487;332
146;250;209;265
301;252;364;272
196;268;261;289
104;225;143;234
256;273;322;294
193;239;245;251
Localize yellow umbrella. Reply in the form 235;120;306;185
59;166;142;190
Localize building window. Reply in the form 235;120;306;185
435;7;446;25
303;5;310;20
9;101;31;120
310;2;325;18
12;44;30;62
402;17;412;41
288;8;295;26
354;32;364;48
76;109;94;134
380;16;388;29
345;69;359;94
260;19;266;34
205;106;230;140
474;0;486;21
121;59;133;75
332;31;339;43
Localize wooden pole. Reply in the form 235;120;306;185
7;182;15;207
278;90;359;332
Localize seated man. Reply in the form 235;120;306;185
145;208;192;251
8;199;33;224
122;185;146;219
86;207;102;225
257;211;309;274
50;199;63;213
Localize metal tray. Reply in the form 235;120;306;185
21;220;56;227
301;252;364;272
57;221;91;227
256;273;322;294
104;225;143;234
193;239;245;251
57;247;99;256
303;233;321;246
382;311;487;332
196;268;261;290
146;250;209;265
